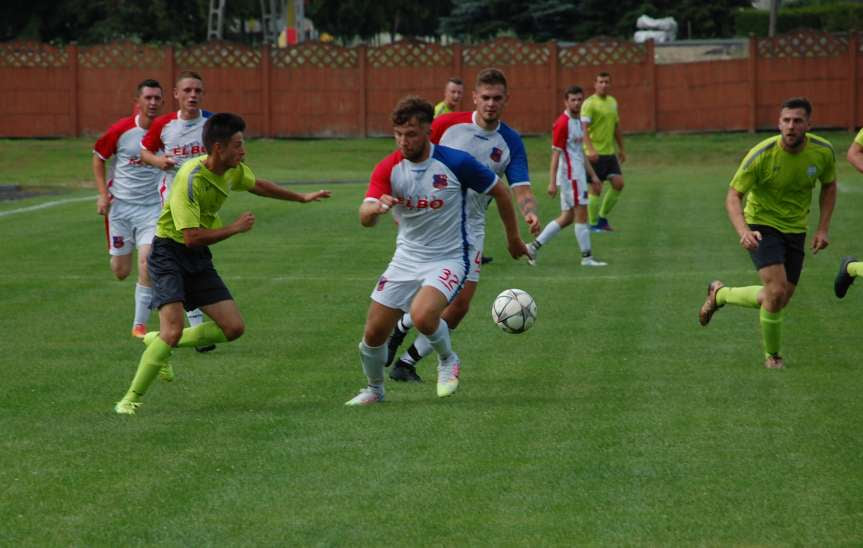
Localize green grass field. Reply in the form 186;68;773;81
1;132;862;545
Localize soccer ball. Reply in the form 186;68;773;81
491;289;537;334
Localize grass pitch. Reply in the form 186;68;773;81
1;132;862;545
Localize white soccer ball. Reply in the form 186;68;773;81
491;288;537;334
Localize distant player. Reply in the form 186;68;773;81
346;96;527;405
434;77;464;118
93;79;165;338
141;71;213;344
581;72;626;232
114;113;331;414
834;126;863;298
387;68;541;383
527;85;606;267
699;97;836;369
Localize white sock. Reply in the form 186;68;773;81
186;308;205;327
575;223;592;256
133;283;153;326
423;319;453;360
358;339;386;389
536;220;562;246
399;312;413;330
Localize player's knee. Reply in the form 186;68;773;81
442;302;469;329
363;325;388;347
160;326;183;347
222;321;245;341
112;267;130;280
558;210;575;227
612;178;624;191
762;284;786;309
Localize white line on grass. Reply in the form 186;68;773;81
0;195;94;218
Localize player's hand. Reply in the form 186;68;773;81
547;184;557;198
590;178;602;194
507;237;529;259
303;190;331;202
811;230;830;254
739;229;761;251
158;156;177;171
618;151;627;163
524;212;541;236
96;194;111;216
377;194;398;214
232;211;256;233
587;151;599;163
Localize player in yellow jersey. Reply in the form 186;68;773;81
581;72;626;232
699;97;837;369
434;77;464;118
114;113;330;415
833;127;863;298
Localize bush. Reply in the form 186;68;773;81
735;3;863;36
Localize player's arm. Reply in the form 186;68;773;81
725;187;760;250
585;156;602;193
359;196;397;227
489;179;528;259
614;123;626;163
181;213;255;247
141;148;176;171
848;141;863;174
548;149;560;197
581;120;598;163
249;179;331;202
92;154;110;215
812;180;837;254
512;185;541;236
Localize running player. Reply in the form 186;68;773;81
527;85;606;267
346;96;527;405
699;97;836;369
93;79;165;338
581;72;626;232
387;68;541;383
834;126;863;298
114;113;331;414
141;71;213;344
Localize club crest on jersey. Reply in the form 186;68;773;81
376;276;388;291
112;236;125;249
432;174;448;189
490;147;503;162
807;165;817;177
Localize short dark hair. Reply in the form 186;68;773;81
564;85;583;98
447;77;463;86
391;96;434;126
176;70;204;85
781;97;812;117
476;68;507;90
136;79;162;95
203;113;245;153
596;71;611;80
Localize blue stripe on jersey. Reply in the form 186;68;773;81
432;145;497;194
202;110;214;118
454;183;470;303
187;164;202;203
498;122;530;185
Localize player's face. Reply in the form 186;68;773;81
778;107;810;151
136;86;164;119
473;83;508;125
174;78;204;114
595;76;611;97
393;117;430;162
218;132;246;168
564;92;584;116
444;82;464;108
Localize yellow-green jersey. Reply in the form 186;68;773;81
434;101;453;118
730;133;836;233
855;127;863;147
580;94;619;155
156;156;256;244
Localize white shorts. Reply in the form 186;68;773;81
559;172;588;211
370;256;469;311
106;199;161;256
466;240;483;283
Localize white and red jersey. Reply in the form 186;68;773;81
93;115;162;204
430;111;530;241
552;109;587;185
141;110;212;196
365;144;497;264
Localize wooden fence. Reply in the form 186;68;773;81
0;30;860;138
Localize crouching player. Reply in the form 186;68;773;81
114;113;331;414
346;96;528;405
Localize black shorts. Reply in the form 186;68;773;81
589;155;622;182
747;224;806;285
147;237;233;311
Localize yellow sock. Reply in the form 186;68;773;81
848;262;863;277
760;307;783;357
127;338;172;399
716;286;761;308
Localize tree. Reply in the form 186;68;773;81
307;0;453;43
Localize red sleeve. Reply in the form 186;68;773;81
141;113;173;153
365;150;402;199
430;111;472;144
551;115;568;150
93;116;135;160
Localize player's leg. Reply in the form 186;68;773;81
131;244;154;338
587;157;607;228
757;263;794;369
527;182;575;264
346;301;403;406
115;301;185;414
575;204;606;266
597;158;623;231
835;256;860;298
410;284;461;397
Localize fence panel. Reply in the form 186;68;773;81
0;42;73;136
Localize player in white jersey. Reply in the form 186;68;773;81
346;96;528;405
93;79;165;338
527;85;607;267
140;70;212;345
387;68;542;382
